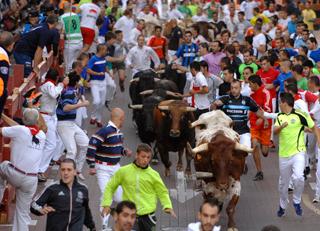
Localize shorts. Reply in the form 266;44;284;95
80;27;95;45
250;127;271;146
113;61;126;70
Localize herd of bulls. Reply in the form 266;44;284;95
128;68;253;231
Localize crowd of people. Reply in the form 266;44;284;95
0;0;320;230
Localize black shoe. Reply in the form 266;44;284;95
104;101;111;111
253;171;264;181
38;173;47;183
288;187;294;193
304;166;310;180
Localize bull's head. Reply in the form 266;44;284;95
190;134;252;191
158;100;196;137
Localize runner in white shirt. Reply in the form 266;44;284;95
188;198;221;231
128;19;145;49
183;61;210;119
0;109;47;231
167;2;184;20
113;9;135;44
79;0;101;52
126;34;160;77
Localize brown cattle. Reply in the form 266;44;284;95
187;113;252;231
154;100;196;176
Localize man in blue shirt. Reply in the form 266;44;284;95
272;60;293;94
173;31;198;67
56;72;90;180
307;37;320;63
14;15;58;77
87;44;110;127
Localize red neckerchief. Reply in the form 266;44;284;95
192;85;200;107
25;125;40;136
42;79;57;86
294;94;302;101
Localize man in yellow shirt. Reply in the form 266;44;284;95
302;1;317;31
274;93;320;217
101;143;176;231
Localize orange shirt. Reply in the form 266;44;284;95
147;36;167;59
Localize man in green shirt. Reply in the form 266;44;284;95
274;93;320;217
292;64;308;90
178;0;192;18
238;49;258;80
101;144;176;230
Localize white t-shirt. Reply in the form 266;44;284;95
114;16;135;44
192;14;208;23
188;222;221;231
253;33;266;58
190;72;210;110
79;3;101;29
2;126;46;173
241;82;251;97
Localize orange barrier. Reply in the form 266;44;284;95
0;51;55;224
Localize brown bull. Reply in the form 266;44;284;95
187;132;252;231
154;100;196;176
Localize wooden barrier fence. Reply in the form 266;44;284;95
0;51;55;223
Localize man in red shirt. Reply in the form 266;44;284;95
147;25;167;64
248;75;272;181
256;56;280;112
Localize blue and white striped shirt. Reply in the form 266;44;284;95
86;121;124;167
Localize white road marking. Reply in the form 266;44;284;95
169;171;200;203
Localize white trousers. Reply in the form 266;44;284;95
0;161;38;231
57;120;89;172
75;107;88;128
39;114;58;173
90;79;107;123
105;73;116;102
52;134;65;162
316;149;320;197
278;152;305;209
96;163;122;226
240;133;251;147
307;133;318;167
64;42;83;72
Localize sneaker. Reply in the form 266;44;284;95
97;122;103;128
293;203;303;216
277;206;285;217
49;160;56;167
313;196;320;203
151;155;159;165
304;166;311;180
253;171;264;181
90;118;96;125
119;81;125;92
77;173;85;181
288;187;294;193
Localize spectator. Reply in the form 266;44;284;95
234;11;250;43
0;109;47;231
101;143;176;231
307;37;320;63
167;19;183;62
173;30;198;67
167;2;184;20
56;72;90;180
14;14;59;77
0;31;14;117
188;198;222;231
31;158;96;231
292;64;308;90
302;1;316;31
239;49;258;80
87;107;131;228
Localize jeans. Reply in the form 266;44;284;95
13;52;33;77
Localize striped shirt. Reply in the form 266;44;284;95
87;55;106;81
56;87;78;121
86;121;124;167
175;43;198;67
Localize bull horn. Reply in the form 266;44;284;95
185;106;197;112
166;91;182;98
196;171;213;178
192;143;209;153
156;69;165;74
158;105;170;110
154;78;161;82
190;119;204;128
130;78;140;83
140;90;154;96
234;143;253;153
128;104;143;109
